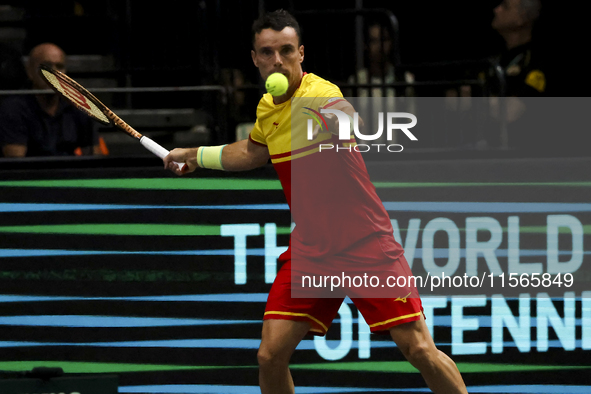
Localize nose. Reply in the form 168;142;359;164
273;51;283;66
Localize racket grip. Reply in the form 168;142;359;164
140;136;185;171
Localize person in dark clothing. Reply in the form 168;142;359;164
489;0;552;150
492;0;545;96
0;43;103;158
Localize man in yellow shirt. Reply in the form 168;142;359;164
164;9;467;394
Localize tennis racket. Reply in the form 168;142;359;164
38;64;186;171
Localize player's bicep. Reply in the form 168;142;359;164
245;138;270;167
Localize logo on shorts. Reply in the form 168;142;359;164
394;292;412;303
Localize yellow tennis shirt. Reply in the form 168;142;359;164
248;72;401;259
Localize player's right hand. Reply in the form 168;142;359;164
311;112;340;140
163;148;198;176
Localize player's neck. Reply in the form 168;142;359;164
273;91;292;105
273;73;303;105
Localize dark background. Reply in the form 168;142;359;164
2;0;583;95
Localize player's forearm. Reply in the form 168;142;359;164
335;100;365;129
220;139;269;171
165;140;269;175
194;141;264;171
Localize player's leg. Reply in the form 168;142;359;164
258;318;310;394
260;259;343;393
389;315;467;394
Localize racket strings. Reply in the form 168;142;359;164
40;65;145;142
40;69;110;124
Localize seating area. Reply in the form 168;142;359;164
0;2;585;159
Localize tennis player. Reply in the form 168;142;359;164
164;9;467;394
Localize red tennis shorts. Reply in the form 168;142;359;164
264;252;424;336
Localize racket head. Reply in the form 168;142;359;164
38;64;111;125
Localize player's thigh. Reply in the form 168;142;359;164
265;259;344;335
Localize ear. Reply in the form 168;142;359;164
251;50;258;67
299;45;304;63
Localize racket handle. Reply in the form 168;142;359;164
140;136;186;171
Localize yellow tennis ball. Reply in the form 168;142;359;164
265;73;289;96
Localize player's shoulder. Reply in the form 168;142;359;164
255;93;276;118
301;73;342;94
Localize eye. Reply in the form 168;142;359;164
281;47;294;55
261;48;273;56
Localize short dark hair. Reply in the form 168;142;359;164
251;9;302;47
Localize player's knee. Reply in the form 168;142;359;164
403;342;437;371
257;347;271;367
257;347;287;369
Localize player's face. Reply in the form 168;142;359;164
492;0;525;32
251;27;304;90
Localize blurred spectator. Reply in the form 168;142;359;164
492;0;545;97
490;0;547;150
221;68;252;124
220;68;259;142
347;22;414;99
347;22;415;145
446;0;546;150
0;42;106;158
447;0;544;99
